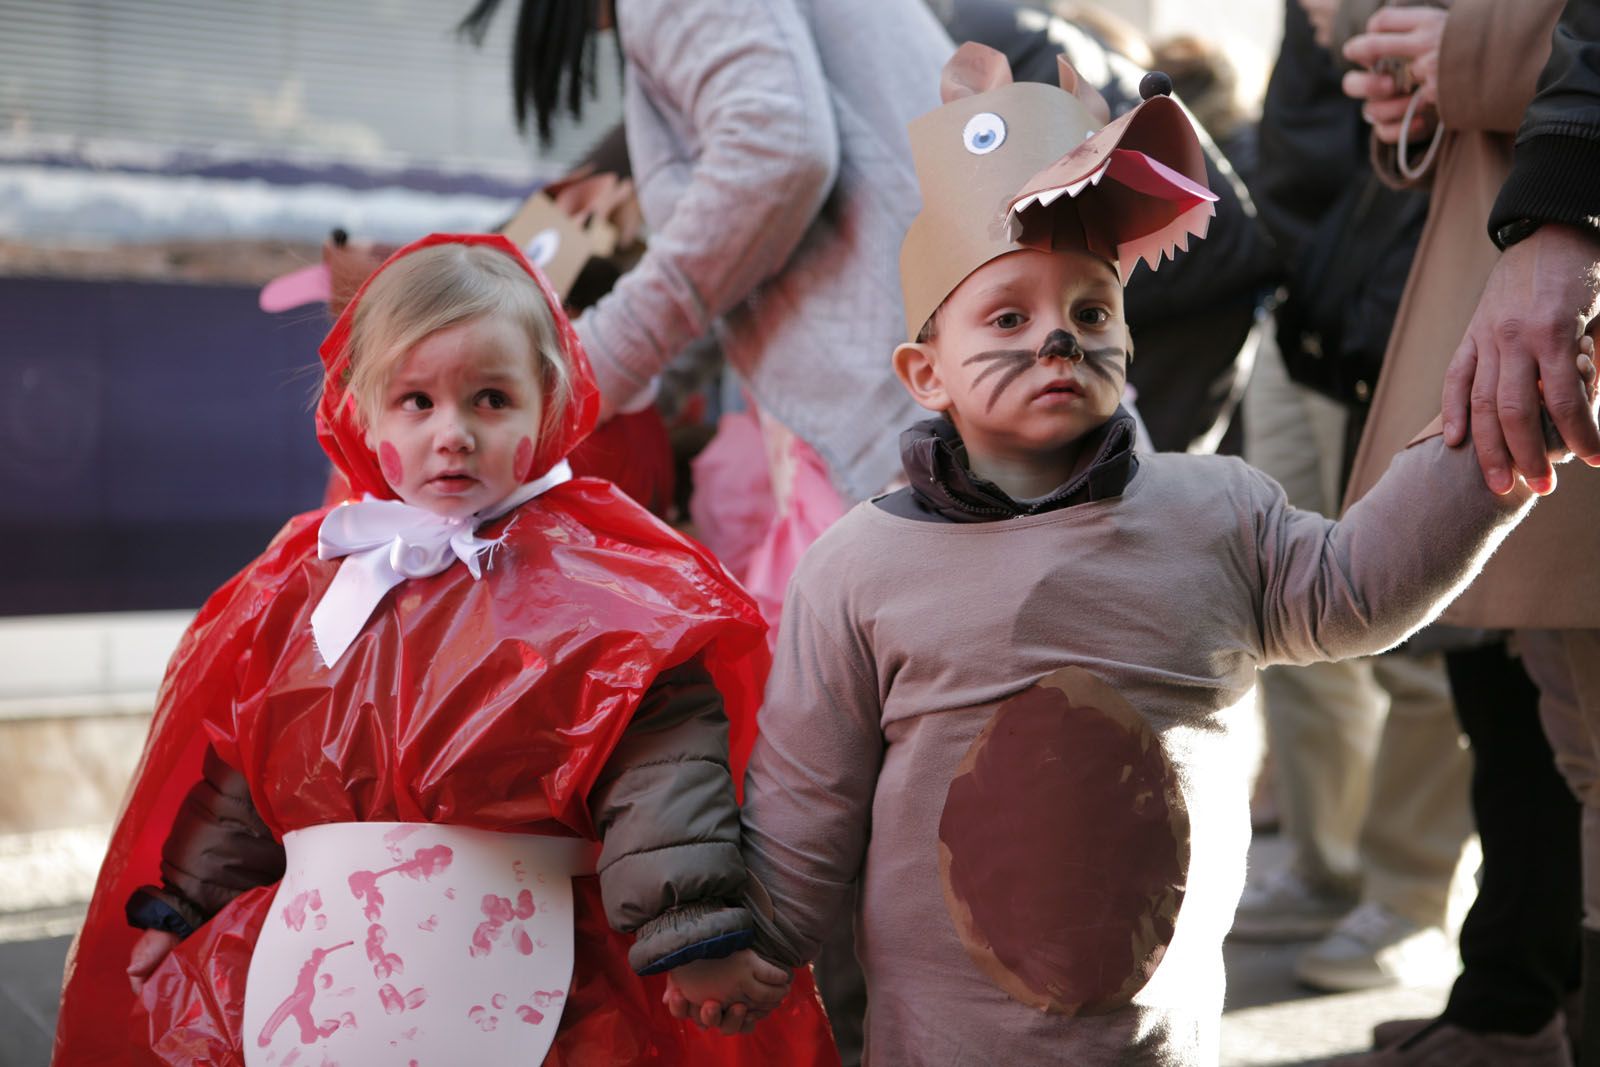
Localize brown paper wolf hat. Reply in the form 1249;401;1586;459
899;42;1217;341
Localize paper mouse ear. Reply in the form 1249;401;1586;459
942;42;1014;103
1057;55;1111;125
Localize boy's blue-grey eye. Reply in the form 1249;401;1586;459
962;112;1007;155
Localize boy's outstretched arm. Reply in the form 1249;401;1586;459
1255;347;1598;665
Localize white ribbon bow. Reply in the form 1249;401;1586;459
309;460;573;667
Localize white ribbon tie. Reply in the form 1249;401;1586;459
310;460;573;667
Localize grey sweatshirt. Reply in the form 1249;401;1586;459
576;0;952;501
741;433;1535;1065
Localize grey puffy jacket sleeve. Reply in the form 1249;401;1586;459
125;746;285;936
588;657;756;975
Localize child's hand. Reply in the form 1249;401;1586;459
127;929;180;994
662;949;791;1035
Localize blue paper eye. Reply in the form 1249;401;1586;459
962;112;1006;155
524;228;561;268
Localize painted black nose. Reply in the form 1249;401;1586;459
1037;329;1085;363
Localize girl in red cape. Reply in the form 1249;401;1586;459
52;233;837;1067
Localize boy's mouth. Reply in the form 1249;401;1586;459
1033;378;1085;400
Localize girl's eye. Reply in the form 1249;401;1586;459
992;312;1025;330
1076;307;1111;327
399;393;432;412
476;389;511;410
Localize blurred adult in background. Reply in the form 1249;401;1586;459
1333;0;1592;1063
1237;0;1472;1001
940;0;1278;456
460;0;948;504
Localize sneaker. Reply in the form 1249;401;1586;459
1229;865;1356;942
1331;1016;1572;1066
1293;902;1460;992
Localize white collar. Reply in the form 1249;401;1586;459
308;460;572;668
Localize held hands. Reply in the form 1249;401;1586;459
662;948;792;1036
126;929;180;995
1442;224;1600;495
1341;7;1448;144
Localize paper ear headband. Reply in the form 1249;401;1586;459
260;186;614;314
897;42;1217;342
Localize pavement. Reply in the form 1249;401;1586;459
0;833;1451;1067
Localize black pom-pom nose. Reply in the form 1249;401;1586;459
1139;71;1173;100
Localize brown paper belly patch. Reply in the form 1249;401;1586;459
938;666;1189;1015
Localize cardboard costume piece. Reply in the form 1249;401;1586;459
259;187;619;315
54;234;836;1067
898;42;1217;340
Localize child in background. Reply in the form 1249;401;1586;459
54;234;836;1066
666;45;1597;1064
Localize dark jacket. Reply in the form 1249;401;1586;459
127;659;751;976
1255;0;1428;427
1491;0;1600;240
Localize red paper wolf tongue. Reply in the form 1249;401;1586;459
1006;74;1217;282
899;43;1217;341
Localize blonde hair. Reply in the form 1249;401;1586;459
344;243;573;431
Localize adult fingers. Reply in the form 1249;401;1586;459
1343;31;1400;70
1538;330;1600;465
1442;335;1479;446
1498;334;1555;492
1363;96;1412;125
1364;5;1439;34
1341;68;1397;103
662;985;692;1020
1467;337;1516;494
1344;26;1430;68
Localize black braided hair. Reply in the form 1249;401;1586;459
458;0;606;146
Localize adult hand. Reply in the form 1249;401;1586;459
1296;0;1341;50
1442;224;1600;494
1342;7;1447;144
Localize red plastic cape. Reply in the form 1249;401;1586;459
53;234;837;1066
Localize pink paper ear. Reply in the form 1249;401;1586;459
941;42;1014;103
259;264;332;313
1057;55;1111;125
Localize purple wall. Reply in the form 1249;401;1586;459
0;277;331;614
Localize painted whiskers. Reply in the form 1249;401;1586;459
962;328;1126;412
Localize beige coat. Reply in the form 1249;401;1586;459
1342;0;1598;628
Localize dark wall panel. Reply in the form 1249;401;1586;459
0;277;330;614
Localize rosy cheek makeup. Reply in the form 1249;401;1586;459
378;442;405;485
513;436;535;483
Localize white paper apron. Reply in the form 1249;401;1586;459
243;822;596;1067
